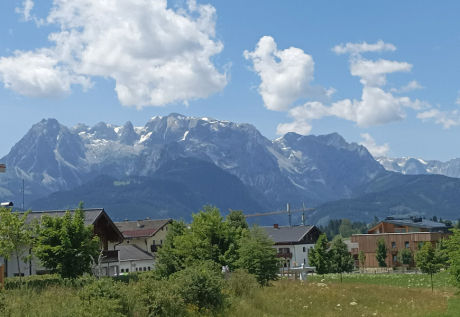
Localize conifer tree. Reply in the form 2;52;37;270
309;233;331;276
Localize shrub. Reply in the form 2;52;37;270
135;278;187;317
225;269;258;298
78;278;133;316
170;261;226;312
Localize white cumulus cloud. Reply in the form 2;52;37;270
15;0;34;21
244;36;334;111
359;133;390;157
277;41;429;135
417;109;460;129
332;40;396;56
389;80;424;93
1;0;228;107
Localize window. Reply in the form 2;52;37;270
166;226;168;231
303;247;306;252
126;268;129;272
148;267;151;271
143;267;146;271
391;242;396;248
127;240;129;244
160;239;163;245
135;268;138;272
405;241;410;248
152;240;156;245
161;227;164;231
121;269;125;273
393;255;397;261
303;259;306;264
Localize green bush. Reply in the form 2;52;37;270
170;261;226;312
135;278;187;317
78;278;133;317
225;269;258;298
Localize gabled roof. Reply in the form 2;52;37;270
26;208;124;241
26;208;106;226
115;219;171;238
115;245;155;262
262;225;316;243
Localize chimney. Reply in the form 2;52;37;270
274;224;279;229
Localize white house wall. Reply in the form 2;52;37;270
274;244;315;268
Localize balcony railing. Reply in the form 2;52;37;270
275;252;292;259
390;247;398;254
101;250;119;263
351;248;359;255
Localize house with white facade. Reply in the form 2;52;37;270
262;224;322;268
0;208;124;278
114;218;172;254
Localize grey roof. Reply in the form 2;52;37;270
114;218;171;238
262;225;315;243
115;245;155;262
378;218;452;231
26;208;105;226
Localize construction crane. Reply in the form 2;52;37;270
242;203;314;226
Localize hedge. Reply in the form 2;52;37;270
4;272;143;290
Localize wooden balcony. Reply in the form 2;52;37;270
390;247;398;254
101;250;119;263
275;252;292;259
351;248;359;255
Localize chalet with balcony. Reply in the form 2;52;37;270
351;217;452;268
1;208;125;277
114;218;172;254
262;224;322;268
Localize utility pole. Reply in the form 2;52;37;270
302;203;306;226
287;203;291;227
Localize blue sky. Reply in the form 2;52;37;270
0;0;459;160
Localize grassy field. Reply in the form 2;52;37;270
2;273;460;317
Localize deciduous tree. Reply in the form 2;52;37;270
33;203;100;279
236;226;279;286
415;242;443;291
358;250;366;272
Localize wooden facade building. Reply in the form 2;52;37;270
351;217;452;268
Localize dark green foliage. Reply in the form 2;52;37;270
170;261;226;312
236;226;279;286
375;238;388;267
33;203;100;279
309;233;331;275
226;210;249;230
318;219;368;240
330;235;354;282
156;220;188;277
338;219;352;238
446;229;460;290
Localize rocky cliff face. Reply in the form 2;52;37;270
0;113;386;211
376;157;460;178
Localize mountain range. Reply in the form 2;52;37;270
1;113;460;225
